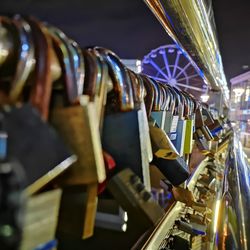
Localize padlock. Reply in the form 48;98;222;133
167;235;190;250
107;168;164;228
150;78;166;128
194;129;210;154
182;92;195;155
202;105;215;127
0;21;75;195
175;220;206;236
95;47;134;111
56;184;97;239
196;105;214;141
100;49;151;190
208;119;224;136
170;87;187;156
164;86;179;141
152;156;189;186
172;186;194;206
185;213;205;225
49;27;106;186
144;78;179;160
89;49;109;131
134;74;153;163
144;83;189;186
46;28;104;239
201;125;214;141
149;120;179;160
131;73;153;165
194;106;211;154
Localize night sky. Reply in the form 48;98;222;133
1;0;250;82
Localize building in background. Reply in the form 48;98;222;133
230;71;250;147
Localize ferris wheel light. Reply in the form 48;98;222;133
200;94;210;102
233;88;244;96
142;44;206;94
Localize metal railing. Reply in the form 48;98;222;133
216;134;250;250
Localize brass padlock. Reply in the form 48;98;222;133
149;121;179;160
49;27;106;185
56;184;97;239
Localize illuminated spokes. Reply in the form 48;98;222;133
142;44;206;94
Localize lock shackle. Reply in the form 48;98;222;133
94;47;134;112
172;87;184;118
8;16;35;103
128;70;141;107
141;74;154;117
24;17;52;121
87;48;112;105
201;105;215;126
48;25;79;105
182;89;198;114
166;86;174;114
165;85;177;115
179;90;189;118
158;82;169;111
149;78;161;112
180;91;191;118
143;77;158;112
195;104;205;128
71;40;85;97
153;79;168;111
81;49;99;101
189;95;195;115
153;79;164;111
136;74;146;103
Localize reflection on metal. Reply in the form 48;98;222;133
143;0;229;104
0;26;11;65
215;134;250;249
200;94;210;103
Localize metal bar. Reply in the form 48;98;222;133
175;83;206;92
162;49;172;78
172;51;180;77
149;59;169;80
178;73;199;82
148;75;206;92
175;62;191;79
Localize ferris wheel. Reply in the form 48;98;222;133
142;44;207;95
